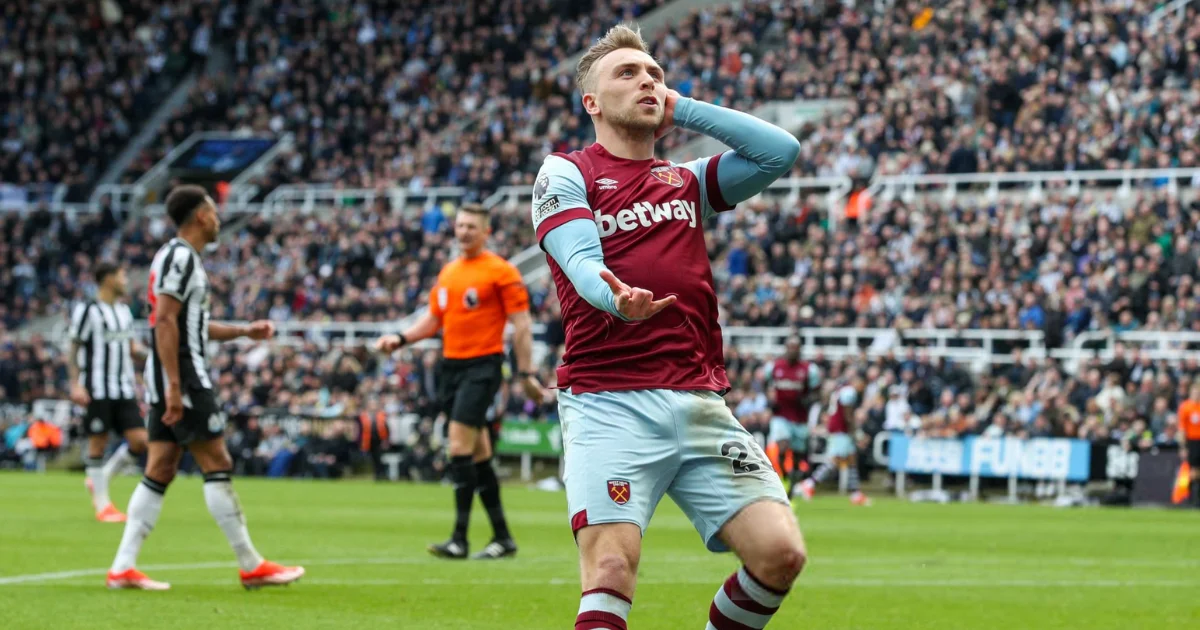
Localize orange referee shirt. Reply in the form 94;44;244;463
1179;400;1200;440
429;250;529;360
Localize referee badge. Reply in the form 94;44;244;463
463;287;479;309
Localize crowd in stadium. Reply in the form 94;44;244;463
4;184;1199;474
3;0;1200;482
799;0;1200;179
121;0;667;195
103;0;1200;196
6;0;1200;202
1;0;223;202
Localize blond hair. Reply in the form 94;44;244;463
576;23;651;94
458;202;488;218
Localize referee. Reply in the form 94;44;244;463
1181;383;1200;508
377;203;543;560
68;262;148;523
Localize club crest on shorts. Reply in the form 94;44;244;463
650;166;683;188
607;479;631;505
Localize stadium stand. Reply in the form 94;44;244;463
1;0;223;202
119;0;668;195
797;0;1200;178
4;184;1198;475
2;0;1199;496
0;203;126;329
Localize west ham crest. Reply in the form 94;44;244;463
650;166;683;188
607;479;631;505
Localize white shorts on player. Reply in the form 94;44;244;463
560;388;790;551
767;417;810;451
824;433;856;459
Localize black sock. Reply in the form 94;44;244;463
450;455;477;542
1192;480;1200;509
475;459;510;540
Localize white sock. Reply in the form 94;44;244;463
102;443;135;484
111;478;167;572
203;472;264;572
85;455;109;511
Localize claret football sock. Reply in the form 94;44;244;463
576;588;631;629
706;566;786;630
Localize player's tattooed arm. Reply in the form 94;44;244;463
154;294;184;425
130;340;148;365
673;97;801;205
67;302;89;405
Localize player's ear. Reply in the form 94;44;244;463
582;92;601;117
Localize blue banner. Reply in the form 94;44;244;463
887;434;1092;482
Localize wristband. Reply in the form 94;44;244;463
397;333;409;347
518;371;533;378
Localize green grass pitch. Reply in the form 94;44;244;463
1;472;1197;629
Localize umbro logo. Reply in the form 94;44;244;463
597;178;619;190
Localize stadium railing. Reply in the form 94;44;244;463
482;176;855;220
1147;0;1195;32
866;167;1200;207
259;185;469;216
0;183;68;212
45;319;1200;372
1057;331;1200;373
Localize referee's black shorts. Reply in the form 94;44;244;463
1189;443;1200;469
438;353;504;429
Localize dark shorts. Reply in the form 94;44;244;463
83;399;143;436
148;387;226;446
1189;445;1200;469
438;354;504;428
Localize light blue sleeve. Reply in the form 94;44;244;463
541;222;626;320
808;364;822;389
673;97;801;221
532;155;626;320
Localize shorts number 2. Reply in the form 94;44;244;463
721;440;762;475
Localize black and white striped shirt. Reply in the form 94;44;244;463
144;237;213;404
70;299;137;400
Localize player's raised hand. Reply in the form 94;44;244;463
600;269;676;321
654;88;680;140
246;320;276;340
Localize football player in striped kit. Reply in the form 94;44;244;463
106;185;303;591
69;261;147;522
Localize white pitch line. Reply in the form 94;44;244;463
3;554;1198;587
0;557;451;586
24;577;1200;589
